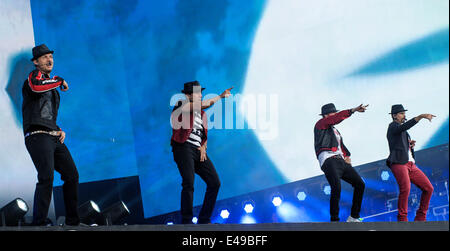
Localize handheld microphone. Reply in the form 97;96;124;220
60;81;68;90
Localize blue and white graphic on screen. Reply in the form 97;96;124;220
3;0;444;218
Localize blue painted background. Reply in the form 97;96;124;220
30;0;286;218
27;0;448;219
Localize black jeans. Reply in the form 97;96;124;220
172;143;221;224
321;156;365;221
25;133;80;225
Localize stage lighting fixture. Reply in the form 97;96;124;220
243;203;254;214
102;201;130;225
297;191;307;201
240;215;257;224
78;200;101;225
220;209;230;219
381;171;390;181
0;198;29;226
323;185;331;195
192;217;198;224
271;196;283;207
165;217;175;225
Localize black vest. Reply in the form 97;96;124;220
314;126;350;157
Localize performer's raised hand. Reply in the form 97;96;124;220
352;104;369;113
220;86;234;98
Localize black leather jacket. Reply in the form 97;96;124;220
22;69;64;133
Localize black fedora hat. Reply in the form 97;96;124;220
31;44;54;61
320;103;339;116
181;81;205;94
389;104;408;114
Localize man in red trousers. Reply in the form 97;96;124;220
386;104;435;221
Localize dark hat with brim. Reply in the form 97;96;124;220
320;103;339;116
389;104;408;114
31;44;54;61
181;80;205;94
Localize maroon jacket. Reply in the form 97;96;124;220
314;109;353;158
171;100;208;146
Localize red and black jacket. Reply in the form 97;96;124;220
170;100;208;147
314;109;352;158
22;69;64;133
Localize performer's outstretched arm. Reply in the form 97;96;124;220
201;87;233;109
28;70;67;93
414;114;436;123
180;87;234;113
316;110;352;129
391;114;436;135
316;104;368;129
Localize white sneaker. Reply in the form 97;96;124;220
346;216;363;222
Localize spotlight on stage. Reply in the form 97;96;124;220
220;209;230;219
240;215;256;224
192;217;198;224
243;203;254;214
271;196;283;207
323;185;331;195
0;198;29;226
78;200;101;225
102;201;130;225
297;191;307;201
165;216;175;225
381;171;390;181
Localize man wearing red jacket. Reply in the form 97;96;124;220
171;81;232;224
314;103;368;222
22;44;79;226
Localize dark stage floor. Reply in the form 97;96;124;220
1;221;448;231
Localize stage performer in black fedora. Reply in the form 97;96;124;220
22;44;80;226
171;81;233;224
314;103;368;222
386;104;435;221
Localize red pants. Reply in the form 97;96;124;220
391;162;434;221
